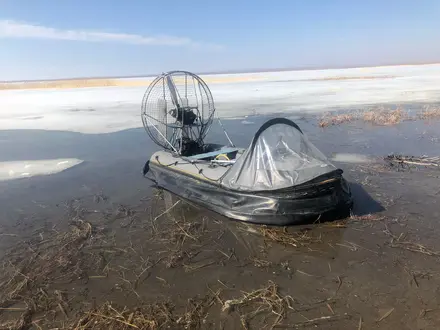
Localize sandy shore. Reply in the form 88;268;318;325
0;74;400;91
0;63;438;90
4;62;435;91
1;62;439;91
0;75;263;91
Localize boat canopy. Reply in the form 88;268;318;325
220;118;336;192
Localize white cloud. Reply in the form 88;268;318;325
0;19;222;49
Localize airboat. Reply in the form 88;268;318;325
141;71;353;225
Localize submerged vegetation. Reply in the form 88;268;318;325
319;105;440;128
1;181;439;329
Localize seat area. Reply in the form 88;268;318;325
187;147;240;160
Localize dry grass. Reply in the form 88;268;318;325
237;223;322;249
0;75;259;91
349;214;386;222
69;292;219;330
251;257;272;269
417;105;440;120
149;192;205;244
0;219;107;328
319;106;406;127
0;190;357;329
222;281;294;329
0;79;138;90
51;279;342;329
221;281;344;329
149;200;213;270
0;193;223;328
65;278;340;329
362;107;405;125
319;113;355;127
322;214;385;230
158;214;205;246
384;226;440;256
258;226;321;248
385;154;440;170
317;105;440;128
320;104;440;129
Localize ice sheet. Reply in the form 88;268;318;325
2;64;440;134
0;158;83;181
330;153;373;164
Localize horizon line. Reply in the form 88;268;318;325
2;60;440;83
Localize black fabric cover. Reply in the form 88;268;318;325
144;161;353;225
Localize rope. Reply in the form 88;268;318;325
155;155;231;182
215;153;230;161
155;156;188;167
192;162;230;182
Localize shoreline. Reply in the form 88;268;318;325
1;62;439;91
0;75;261;91
2;60;439;83
0;75;397;91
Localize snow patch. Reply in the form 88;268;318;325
330;153;373;164
0;158;83;181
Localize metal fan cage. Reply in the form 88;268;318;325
141;71;215;154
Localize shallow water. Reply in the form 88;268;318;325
1;113;440;328
1;113;439;233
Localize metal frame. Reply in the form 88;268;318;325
141;70;235;155
141;70;218;155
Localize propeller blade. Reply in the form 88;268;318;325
166;75;181;108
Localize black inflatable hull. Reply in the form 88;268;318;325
144;161;353;226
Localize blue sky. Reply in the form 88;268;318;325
1;0;439;80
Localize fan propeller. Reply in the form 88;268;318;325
141;71;215;156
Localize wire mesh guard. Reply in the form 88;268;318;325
141;71;215;154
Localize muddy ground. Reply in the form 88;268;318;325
1;105;440;329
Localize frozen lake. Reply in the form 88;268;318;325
1;64;440;134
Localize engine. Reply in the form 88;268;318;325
170;108;197;125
